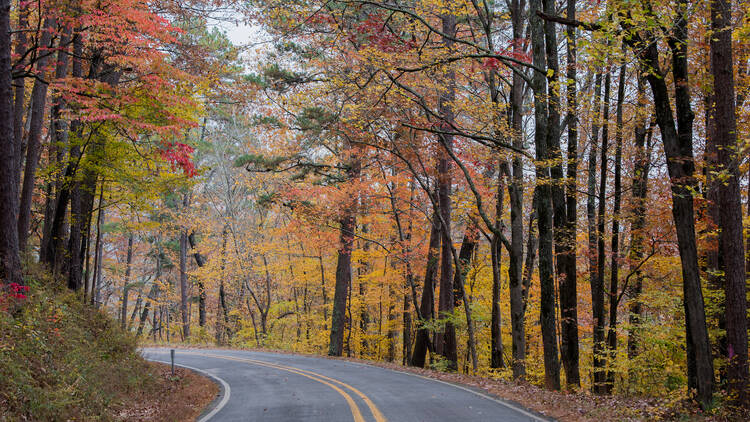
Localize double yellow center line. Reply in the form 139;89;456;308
187;352;387;422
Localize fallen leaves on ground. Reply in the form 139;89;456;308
116;361;219;421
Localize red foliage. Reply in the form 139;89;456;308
480;39;531;70
7;283;29;300
159;141;197;177
351;14;416;53
496;39;532;65
1;283;30;310
482;57;501;70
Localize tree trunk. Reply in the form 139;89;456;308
90;186;104;307
67;44;97;292
453;225;477;307
329;210;356;356
17;17;55;252
411;214;440;368
0;0;22;286
627;76;651;359
358;227;371;354
137;242;162;337
387;174;418;366
587;72;602;377
624;1;714;405
561;0;580;388
605;62;626;393
530;0;560;390
11;1;28;168
386;274;398;362
593;69;611;394
40;28;72;267
0;0;23;287
507;0;527;380
179;229;190;340
137;282;159;338
121;234;133;329
434;11;458;370
216;227;230;344
187;233;207;326
709;0;748;402
128;291;142;331
319;255;328;330
51;34;83;283
402;285;412;365
89;184;104;305
490;175;504;369
542;0;579;387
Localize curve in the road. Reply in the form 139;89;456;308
197;352;385;422
142;348;550;422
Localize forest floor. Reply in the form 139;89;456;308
142;342;747;421
0;270;218;422
115;361;218;421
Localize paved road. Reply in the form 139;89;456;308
142;348;549;422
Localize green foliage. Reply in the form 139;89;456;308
0;273;158;421
295;106;336;133
234;153;289;170
429;356;457;373
251;114;284;128
273;41;321;60
262;63;313;91
243;73;267;87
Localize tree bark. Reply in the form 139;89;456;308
216;226;230;344
17;17;56;252
593;68;611;394
329;209;356;356
0;0;22;286
605;61;626;393
40;28;72;267
128;290;142;331
11;1;28;168
67;42;98;291
453;225;477;307
411;214;440;368
709;0;748;402
490;175;504;369
627;76;651;359
434;11;458;370
386;271;398;362
135;282;159;337
121;234;133;329
91;187;105;307
587;72;602;375
48;33;82;283
137;248;162;337
623;0;714;406
179;229;190;340
319;255;328;330
543;0;579;387
507;0;527;380
530;0;561;390
561;0;580;387
187;232;207;326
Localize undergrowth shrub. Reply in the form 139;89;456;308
0;272;157;421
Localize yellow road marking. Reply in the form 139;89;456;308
192;352;388;422
198;354;364;422
223;355;386;422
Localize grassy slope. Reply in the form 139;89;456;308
0;269;214;421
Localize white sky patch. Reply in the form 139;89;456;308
211;15;272;68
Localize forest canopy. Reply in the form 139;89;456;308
1;0;749;416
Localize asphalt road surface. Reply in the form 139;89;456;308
141;348;549;422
